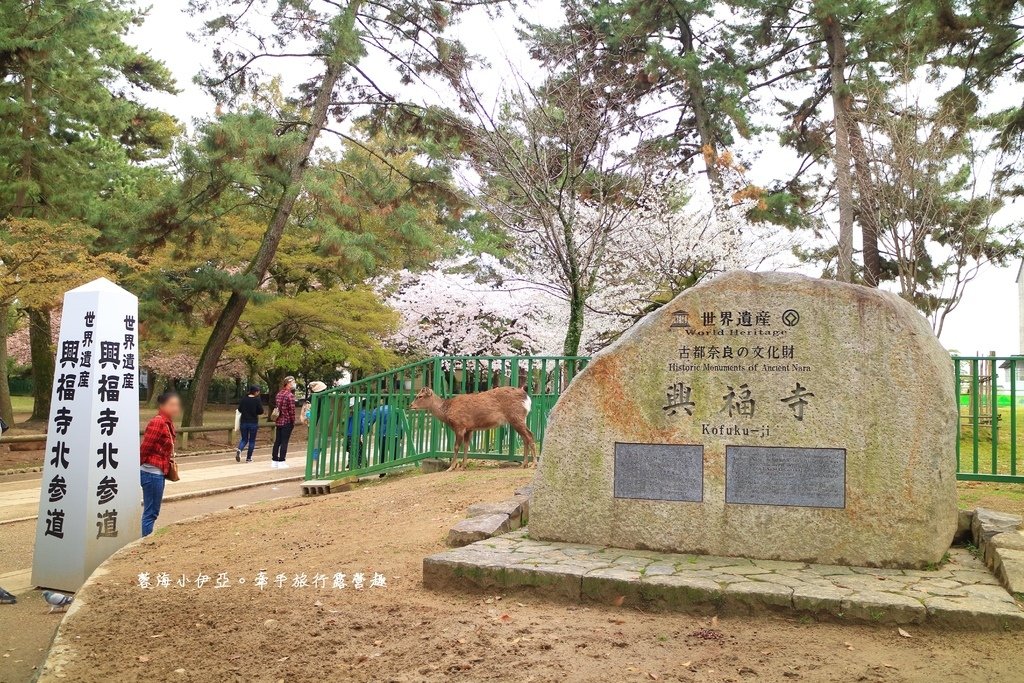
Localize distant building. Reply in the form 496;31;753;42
1006;262;1024;382
1019;261;1024;356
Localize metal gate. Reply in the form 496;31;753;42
954;355;1022;482
304;356;588;481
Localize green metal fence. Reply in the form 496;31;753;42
954;355;1023;482
306;353;1024;484
304;356;589;481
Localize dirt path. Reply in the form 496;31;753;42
35;467;1024;683
0;480;300;683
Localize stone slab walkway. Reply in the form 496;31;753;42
0;447;303;523
424;530;1024;630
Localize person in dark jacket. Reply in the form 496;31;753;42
235;385;264;462
140;392;180;536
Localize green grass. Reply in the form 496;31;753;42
957;406;1023;477
957;482;1024;517
923;552;952;571
10;395;33;414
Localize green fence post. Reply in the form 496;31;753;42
954;359;961;474
971;358;980;474
305;392;318;480
430;357;443;458
1011;359;1017;477
510;358;521;459
991;354;999;475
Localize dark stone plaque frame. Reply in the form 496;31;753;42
613;442;704;503
724;445;846;509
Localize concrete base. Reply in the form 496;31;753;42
420;459;451;474
301;477;356;496
423;530;1024;630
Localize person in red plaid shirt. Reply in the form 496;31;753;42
140;392;180;535
271;376;298;469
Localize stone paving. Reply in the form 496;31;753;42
423;530;1024;630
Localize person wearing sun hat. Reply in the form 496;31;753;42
302;381;329;468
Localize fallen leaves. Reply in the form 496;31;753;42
689;628;724;641
897;627;913;638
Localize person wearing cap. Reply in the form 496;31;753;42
271;376;298;468
235;384;264;463
302;381;329;468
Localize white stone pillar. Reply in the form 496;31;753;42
31;278;142;592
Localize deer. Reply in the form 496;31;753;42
410;381;537;471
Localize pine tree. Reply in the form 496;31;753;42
524;0;757;220
722;0;900;283
179;0;501;425
0;0;177;420
912;0;1024;189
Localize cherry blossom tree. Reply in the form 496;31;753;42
388;184;790;358
383;261;563;358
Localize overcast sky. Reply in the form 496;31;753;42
129;1;1021;357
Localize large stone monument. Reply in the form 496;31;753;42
32;278;141;592
531;271;957;567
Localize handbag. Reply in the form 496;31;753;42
270;406;280;421
234;409;241;432
166;457;180;482
163;421;180;482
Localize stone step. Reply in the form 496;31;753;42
447;513;512;547
424;530;1024;630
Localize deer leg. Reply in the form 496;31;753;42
447;431;463;472
511;421;536;468
525;429;537;467
461;430;472;470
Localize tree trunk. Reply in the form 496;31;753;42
0;304;13;424
266;369;286;399
15;3;45;422
822;15;855;283
13;24;37;218
146;370;163;407
676;16;728;215
562;288;585;357
27;307;53;422
846;120;882;287
182;8;360;427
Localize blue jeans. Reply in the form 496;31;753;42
237;423;259;460
140;471;165;536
